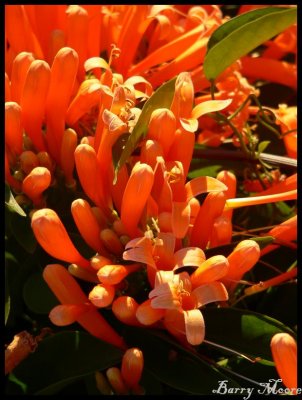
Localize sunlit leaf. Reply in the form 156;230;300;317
5;183;26;217
7;331;123;395
257;140;271;155
113;77;176;183
204;7;297;80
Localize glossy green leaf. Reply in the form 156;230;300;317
7;331;123;395
123;326;241;394
5;183;26;217
23;272;59;314
113;77;176;183
204;7;297;80
202;308;296;362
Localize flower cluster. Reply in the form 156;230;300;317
5;4;297;395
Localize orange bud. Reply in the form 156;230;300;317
222;240;260;292
74;144;100;207
88;284;115;307
121;163;154;238
66;5;88;81
100;229;124;256
31;209;91;269
190;255;229;288
190;191;226;249
147;108;176;156
46;47;79;161
106;367;129;395
95;371;113;395
90;207;108;229
71;199;103;252
10;51;35;104
112;219;127;237
112;296;140;326
136;299;165;325
43;264;125;348
121;348;144;389
97;264;139;285
20;150;39;174
140;139;164;170
209;215;233;247
167;128;195;178
270;333;297;390
90;255;113;271
37;151;55;173
20;59;50;151
5;73;11;102
60;128;77;186
68;264;99;283
49;304;91;326
22;166;51;207
5;102;23;156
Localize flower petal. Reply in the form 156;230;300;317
184;309;205;345
185;176;227;202
192;282;229;308
191;99;232;119
190;255;229;288
174;247;206;270
172;201;191;239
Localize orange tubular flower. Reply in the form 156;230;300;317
31;208;91;270
10;52;35;104
270;333;297;391
45;47;79;163
106;367;129;395
260;215;297;256
20;59;50;152
43;264;125;348
121;163;154;238
5;102;23;157
112;296;141;326
71;199;104;253
60;128;77;187
22;167;51;207
222;240;260;293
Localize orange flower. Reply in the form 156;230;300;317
22;166;51;207
43;264;125;348
145;270;228;345
121;162;154;238
270;333;297;391
121;348;144;390
31;208;91;269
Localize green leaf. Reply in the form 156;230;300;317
202;308;296;362
123;326;241;394
5;183;26;217
204;7;297;80
5;269;10;325
257;140;271;154
113;77;176;183
23;272;59;314
7;331;123;395
8;212;37;253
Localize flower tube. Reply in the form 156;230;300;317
43;264;125;348
31;208;91;269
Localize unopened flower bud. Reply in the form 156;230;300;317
121;348;144;389
106;367;129;395
49;304;90;326
20;151;39;174
88;284;115;307
270;333;297;390
112;296;140;326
